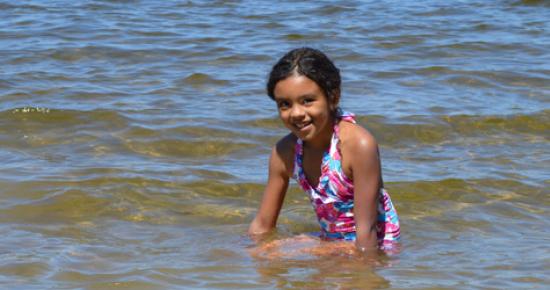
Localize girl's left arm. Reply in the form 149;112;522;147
348;131;382;252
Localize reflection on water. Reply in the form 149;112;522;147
0;0;549;289
254;256;391;289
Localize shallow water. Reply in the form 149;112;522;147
0;0;549;289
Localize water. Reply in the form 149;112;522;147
0;0;548;289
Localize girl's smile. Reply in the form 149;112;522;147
273;74;337;148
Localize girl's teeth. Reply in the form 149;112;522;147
296;122;310;129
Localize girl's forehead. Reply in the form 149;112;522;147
274;76;323;96
276;75;319;89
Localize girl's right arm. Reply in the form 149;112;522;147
248;136;293;236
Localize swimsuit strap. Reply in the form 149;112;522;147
330;111;356;157
338;111;356;124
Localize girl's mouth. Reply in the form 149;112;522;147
294;121;312;131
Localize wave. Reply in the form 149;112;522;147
1;176;544;227
243;110;549;146
403;66;548;88
511;0;550;7
0;107;546;160
1;107;129;123
179;73;229;88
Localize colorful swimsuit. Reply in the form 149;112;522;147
293;112;400;248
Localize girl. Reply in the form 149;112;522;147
248;48;400;254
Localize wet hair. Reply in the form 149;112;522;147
267;47;341;106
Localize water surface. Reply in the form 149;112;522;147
0;0;548;289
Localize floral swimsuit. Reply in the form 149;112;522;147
293;112;401;248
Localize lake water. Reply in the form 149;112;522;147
0;0;548;289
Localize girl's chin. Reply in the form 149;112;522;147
295;131;318;142
296;124;313;136
292;126;314;140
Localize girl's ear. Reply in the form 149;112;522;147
329;89;341;112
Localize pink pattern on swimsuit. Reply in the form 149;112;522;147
293;112;401;248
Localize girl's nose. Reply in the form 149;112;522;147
290;105;305;120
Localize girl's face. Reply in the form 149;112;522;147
273;74;337;146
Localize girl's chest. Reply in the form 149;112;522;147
301;146;353;188
302;144;352;188
301;149;324;188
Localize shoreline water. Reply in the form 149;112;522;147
1;0;548;289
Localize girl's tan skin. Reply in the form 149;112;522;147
249;74;383;255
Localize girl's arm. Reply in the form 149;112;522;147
248;138;292;236
347;128;382;252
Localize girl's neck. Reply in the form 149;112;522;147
303;118;335;150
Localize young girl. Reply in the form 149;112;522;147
248;47;400;254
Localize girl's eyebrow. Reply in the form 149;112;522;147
273;95;288;101
274;93;318;101
300;93;317;99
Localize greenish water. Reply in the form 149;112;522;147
0;0;548;289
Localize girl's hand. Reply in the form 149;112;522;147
249;234;320;259
249;235;381;261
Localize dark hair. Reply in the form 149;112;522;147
267;47;341;105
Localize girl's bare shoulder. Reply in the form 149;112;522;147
338;121;379;154
272;133;297;175
275;133;297;153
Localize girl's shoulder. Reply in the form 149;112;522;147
338;120;379;155
275;133;297;155
272;133;297;176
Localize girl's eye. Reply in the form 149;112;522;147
303;98;314;105
277;101;290;109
